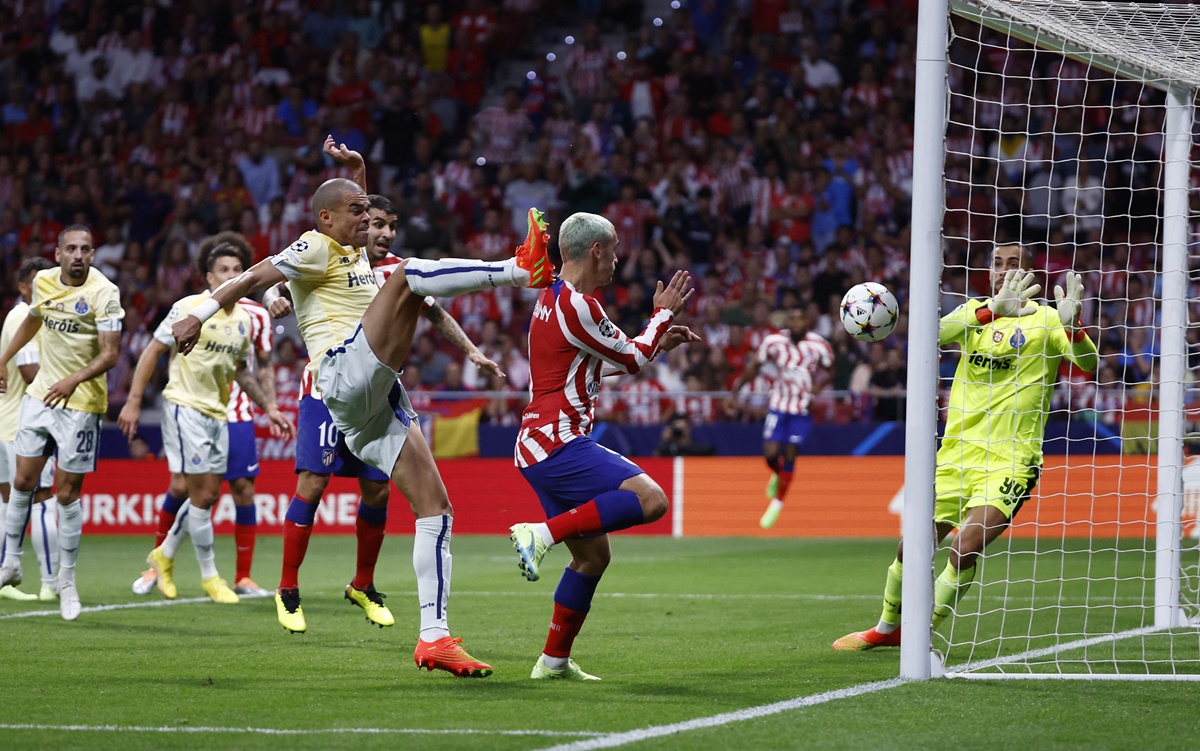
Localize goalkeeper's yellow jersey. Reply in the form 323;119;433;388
26;267;124;414
154;292;252;421
938;298;1098;468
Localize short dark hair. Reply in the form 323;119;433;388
18;257;52;285
58;224;92;247
368;194;397;215
197;231;252;275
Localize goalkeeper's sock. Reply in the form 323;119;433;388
234;504;256;582
931;560;977;631
545;490;643;542
875;558;904;634
352;502;387;591
403;258;526;297
543;567;601;668
154;491;187;549
280;496;317;590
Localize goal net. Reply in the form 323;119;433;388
924;0;1200;679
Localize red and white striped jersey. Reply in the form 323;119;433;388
227;299;273;422
516;280;674;468
373;254;402;286
756;332;832;415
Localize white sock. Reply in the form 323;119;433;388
0;500;6;560
58;500;82;569
542;654;568;671
766;497;784;511
534;522;554;547
188;506;218;579
160;501;191;559
875;620;899;634
404;258;525;297
31;501;58;584
3;488;32;564
413;514;452;641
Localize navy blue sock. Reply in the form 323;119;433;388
593;489;644;534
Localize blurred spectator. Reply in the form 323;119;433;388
654;413;716;457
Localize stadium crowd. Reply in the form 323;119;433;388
0;0;1177;430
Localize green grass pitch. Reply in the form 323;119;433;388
1;535;1197;750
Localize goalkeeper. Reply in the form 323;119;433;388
834;243;1098;650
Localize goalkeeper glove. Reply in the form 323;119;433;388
988;269;1041;318
1054;271;1085;331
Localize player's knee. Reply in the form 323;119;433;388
296;471;331;501
639;486;669;523
360;481;389;508
13;474;37;493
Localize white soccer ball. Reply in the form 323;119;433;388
839;282;899;343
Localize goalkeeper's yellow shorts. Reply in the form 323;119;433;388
934;448;1041;528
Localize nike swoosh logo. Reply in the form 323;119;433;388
247;463;259;472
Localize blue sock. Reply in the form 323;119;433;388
235;504;256;526
593;489;644;534
161;491;186;516
554;566;601;612
285;496;318;526
357;502;387;525
782;458;795;473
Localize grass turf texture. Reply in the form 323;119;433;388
0;536;1196;750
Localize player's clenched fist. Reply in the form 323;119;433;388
173;315;202;355
652;270;694;316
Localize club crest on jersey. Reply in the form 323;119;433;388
322;448;336;466
1009;328;1026;349
238;322;246;336
598;318;616;338
75;298;89;314
191;453;202;466
993;330;1004;343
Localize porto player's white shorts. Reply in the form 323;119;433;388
0;440;56;488
15;395;100;475
317;324;418;478
162;400;229;476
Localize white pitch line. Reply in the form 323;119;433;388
535;678;909;751
0;723;602;738
943;623;1183;676
0;596;213;620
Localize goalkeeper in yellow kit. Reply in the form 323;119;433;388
834;243;1098;650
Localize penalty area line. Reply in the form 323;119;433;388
0;596;213;620
0;723;603;738
536;677;909;751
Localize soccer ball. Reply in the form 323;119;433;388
840;282;899;343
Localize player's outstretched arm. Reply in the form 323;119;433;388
1055;271;1099;373
234;361;295;440
174;260;287;355
44;329;121;409
0;311;42;394
422;303;506;380
117;338;171;440
323;134;366;191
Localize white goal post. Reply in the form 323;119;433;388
904;0;1200;680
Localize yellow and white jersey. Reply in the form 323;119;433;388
155;292;252;421
0;301;41;441
26;267;124;414
270;230;377;382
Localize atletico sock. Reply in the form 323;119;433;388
545;490;644;543
932;560;977;631
234;504;257;582
413;514;452;641
777;458;795;500
280;496;317;590
188;506;218;580
403;257;526;297
765;455;783;473
876;558;904;633
155;491;186;548
31;501;58;585
543;567;602;668
2;487;33;564
352;502;387;590
58;500;82;570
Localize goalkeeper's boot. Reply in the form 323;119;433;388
275;588;306;633
58;567;81;621
202;575;240;604
509;522;550;582
345;583;394;628
760;499;785;530
234;577;271;598
0;558;22;588
38;580;58;601
531;655;601;681
131;568;157;595
414;636;493;678
832;626;902;651
0;584;37;601
515;208;552;288
147;547;176;600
